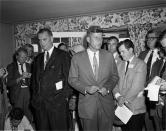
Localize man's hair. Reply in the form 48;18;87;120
15;47;28;56
58;42;67;49
37;28;53;37
87;26;103;36
145;29;161;49
159;29;166;42
23;44;33;49
107;36;119;43
9;107;24;120
119;39;134;51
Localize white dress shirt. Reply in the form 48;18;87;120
44;46;54;68
113;52;118;63
125;55;134;72
144;49;159;75
17;62;27;75
87;49;99;74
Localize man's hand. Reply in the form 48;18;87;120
117;96;126;107
160;81;166;91
85;86;99;94
69;95;77;111
22;72;31;78
98;87;109;96
0;68;6;78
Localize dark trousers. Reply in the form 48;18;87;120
145;107;162;131
80;107;113;131
14;88;32;122
35;103;69;131
121;113;145;131
162;95;166;130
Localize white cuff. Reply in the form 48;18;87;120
115;93;121;99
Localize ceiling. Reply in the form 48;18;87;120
1;0;166;24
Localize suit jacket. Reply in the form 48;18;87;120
68;49;119;119
159;59;166;80
139;50;163;84
113;56;147;115
7;62;31;105
31;47;72;111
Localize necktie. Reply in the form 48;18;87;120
146;51;154;80
160;60;166;77
20;64;24;74
125;61;129;75
93;52;99;80
46;51;49;63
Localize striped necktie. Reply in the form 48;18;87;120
93;52;99;80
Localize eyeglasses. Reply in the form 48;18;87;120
147;37;158;41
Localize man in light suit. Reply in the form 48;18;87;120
68;26;119;131
31;28;72;130
113;39;147;131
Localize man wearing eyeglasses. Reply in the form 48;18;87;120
139;29;163;131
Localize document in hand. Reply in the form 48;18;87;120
145;76;164;101
146;84;160;101
115;105;133;124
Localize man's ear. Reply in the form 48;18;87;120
86;36;90;44
129;48;133;53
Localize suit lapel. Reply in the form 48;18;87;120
14;62;20;77
36;53;44;80
119;61;126;76
126;56;137;77
118;61;126;90
45;47;57;70
25;63;30;73
98;50;104;81
40;53;44;71
84;50;96;81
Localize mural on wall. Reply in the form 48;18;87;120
15;7;166;54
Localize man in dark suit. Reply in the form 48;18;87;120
139;29;163;84
31;28;72;130
68;26;119;131
138;29;163;131
7;47;32;122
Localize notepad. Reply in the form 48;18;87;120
115;105;133;124
145;76;164;101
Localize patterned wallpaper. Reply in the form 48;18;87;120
15;7;166;54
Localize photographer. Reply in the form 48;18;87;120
6;47;33;123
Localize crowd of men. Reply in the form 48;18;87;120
0;26;166;131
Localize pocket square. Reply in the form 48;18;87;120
55;81;63;90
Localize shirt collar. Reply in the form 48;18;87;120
87;48;99;55
113;52;118;58
45;46;54;56
128;55;134;63
17;61;24;65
